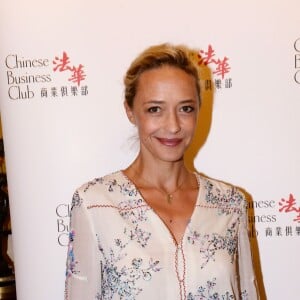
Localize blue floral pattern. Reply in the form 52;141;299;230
65;230;79;278
118;198;150;224
83;177;104;192
71;190;82;210
187;278;250;300
97;233;161;299
187;221;238;269
204;179;244;216
187;278;234;299
187;277;249;300
66;192;82;278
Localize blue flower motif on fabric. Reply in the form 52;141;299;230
187;222;238;269
187;277;244;300
105;178;119;192
118;198;150;224
119;180;139;197
241;290;249;300
71;191;82;210
204;179;244;215
83;177;104;192
117;180;150;224
65;230;79;277
102;176;139;199
124;225;151;248
103;177;137;196
97;234;161;300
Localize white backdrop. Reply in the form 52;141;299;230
0;1;299;299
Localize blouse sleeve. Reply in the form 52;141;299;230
64;190;101;300
238;196;260;300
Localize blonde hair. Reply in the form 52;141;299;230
124;43;201;108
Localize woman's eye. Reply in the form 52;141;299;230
180;106;194;113
148;106;161;113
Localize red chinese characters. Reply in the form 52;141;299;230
279;194;300;223
53;52;86;86
197;45;231;79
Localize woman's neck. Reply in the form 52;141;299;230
124;155;192;192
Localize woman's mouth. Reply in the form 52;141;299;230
156;138;183;147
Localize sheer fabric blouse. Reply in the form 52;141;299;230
65;171;259;300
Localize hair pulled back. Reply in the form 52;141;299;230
124;43;201;108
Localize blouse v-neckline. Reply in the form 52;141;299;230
120;170;202;246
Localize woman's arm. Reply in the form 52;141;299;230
64;190;101;300
238;195;260;300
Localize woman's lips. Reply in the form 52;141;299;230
156;138;183;147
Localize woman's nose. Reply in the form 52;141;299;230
165;111;181;133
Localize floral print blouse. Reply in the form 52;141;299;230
65;171;259;300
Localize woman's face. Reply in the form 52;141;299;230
125;65;199;164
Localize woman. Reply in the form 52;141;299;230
65;43;259;299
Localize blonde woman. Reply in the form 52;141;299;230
65;43;259;300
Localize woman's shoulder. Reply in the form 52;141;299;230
196;172;247;211
77;170;124;192
73;170;129;206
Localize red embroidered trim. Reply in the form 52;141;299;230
175;241;187;300
87;204;149;211
195;204;242;214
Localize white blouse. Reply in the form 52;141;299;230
65;171;259;300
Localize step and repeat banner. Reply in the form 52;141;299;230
0;1;299;299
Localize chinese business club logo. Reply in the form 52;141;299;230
4;51;88;100
247;193;300;239
294;38;300;84
194;44;232;91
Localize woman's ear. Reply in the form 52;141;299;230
124;101;136;125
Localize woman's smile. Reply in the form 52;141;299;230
156;137;183;147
